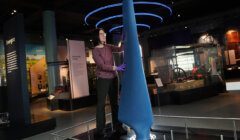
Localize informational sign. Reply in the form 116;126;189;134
6;51;18;73
155;78;163;87
67;40;89;98
5;38;18;74
226;82;240;91
3;14;30;125
224;51;230;65
229;50;236;65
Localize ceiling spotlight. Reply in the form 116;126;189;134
13;10;17;13
185;26;188;29
177;14;181;17
11;12;14;15
65;38;68;41
171;1;174;4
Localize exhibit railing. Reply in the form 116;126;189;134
50;113;240;140
50;113;113;140
153;115;240;140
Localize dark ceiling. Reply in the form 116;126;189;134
0;0;240;37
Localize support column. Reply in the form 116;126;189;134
43;11;59;94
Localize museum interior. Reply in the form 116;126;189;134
1;0;240;139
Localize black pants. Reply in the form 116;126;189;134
96;77;120;133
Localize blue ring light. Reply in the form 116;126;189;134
109;24;151;33
84;1;172;25
96;13;163;28
85;3;122;25
135;1;172;15
96;15;122;28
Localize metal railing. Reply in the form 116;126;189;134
50;113;240;140
153;114;240;140
50;113;113;140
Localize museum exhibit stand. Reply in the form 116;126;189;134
47;40;96;111
148;43;226;106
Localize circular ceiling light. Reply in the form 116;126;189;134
84;1;172;25
109;24;151;33
96;13;163;28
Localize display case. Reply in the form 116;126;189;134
224;29;240;79
150;43;225;105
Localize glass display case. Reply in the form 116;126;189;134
224;29;240;79
150;43;225;104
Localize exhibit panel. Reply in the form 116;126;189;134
3;13;31;125
67;40;89;99
0;40;6;87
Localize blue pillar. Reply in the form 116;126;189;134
43;11;59;94
119;0;153;139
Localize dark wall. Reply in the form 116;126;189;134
0;86;7;112
148;29;193;49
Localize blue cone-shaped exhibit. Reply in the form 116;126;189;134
118;0;153;139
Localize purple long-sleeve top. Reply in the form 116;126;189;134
93;44;123;79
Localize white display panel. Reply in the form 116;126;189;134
68;40;89;98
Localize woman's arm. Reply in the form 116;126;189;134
108;43;124;52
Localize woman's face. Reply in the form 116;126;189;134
99;29;106;44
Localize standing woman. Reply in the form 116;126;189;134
92;28;125;138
